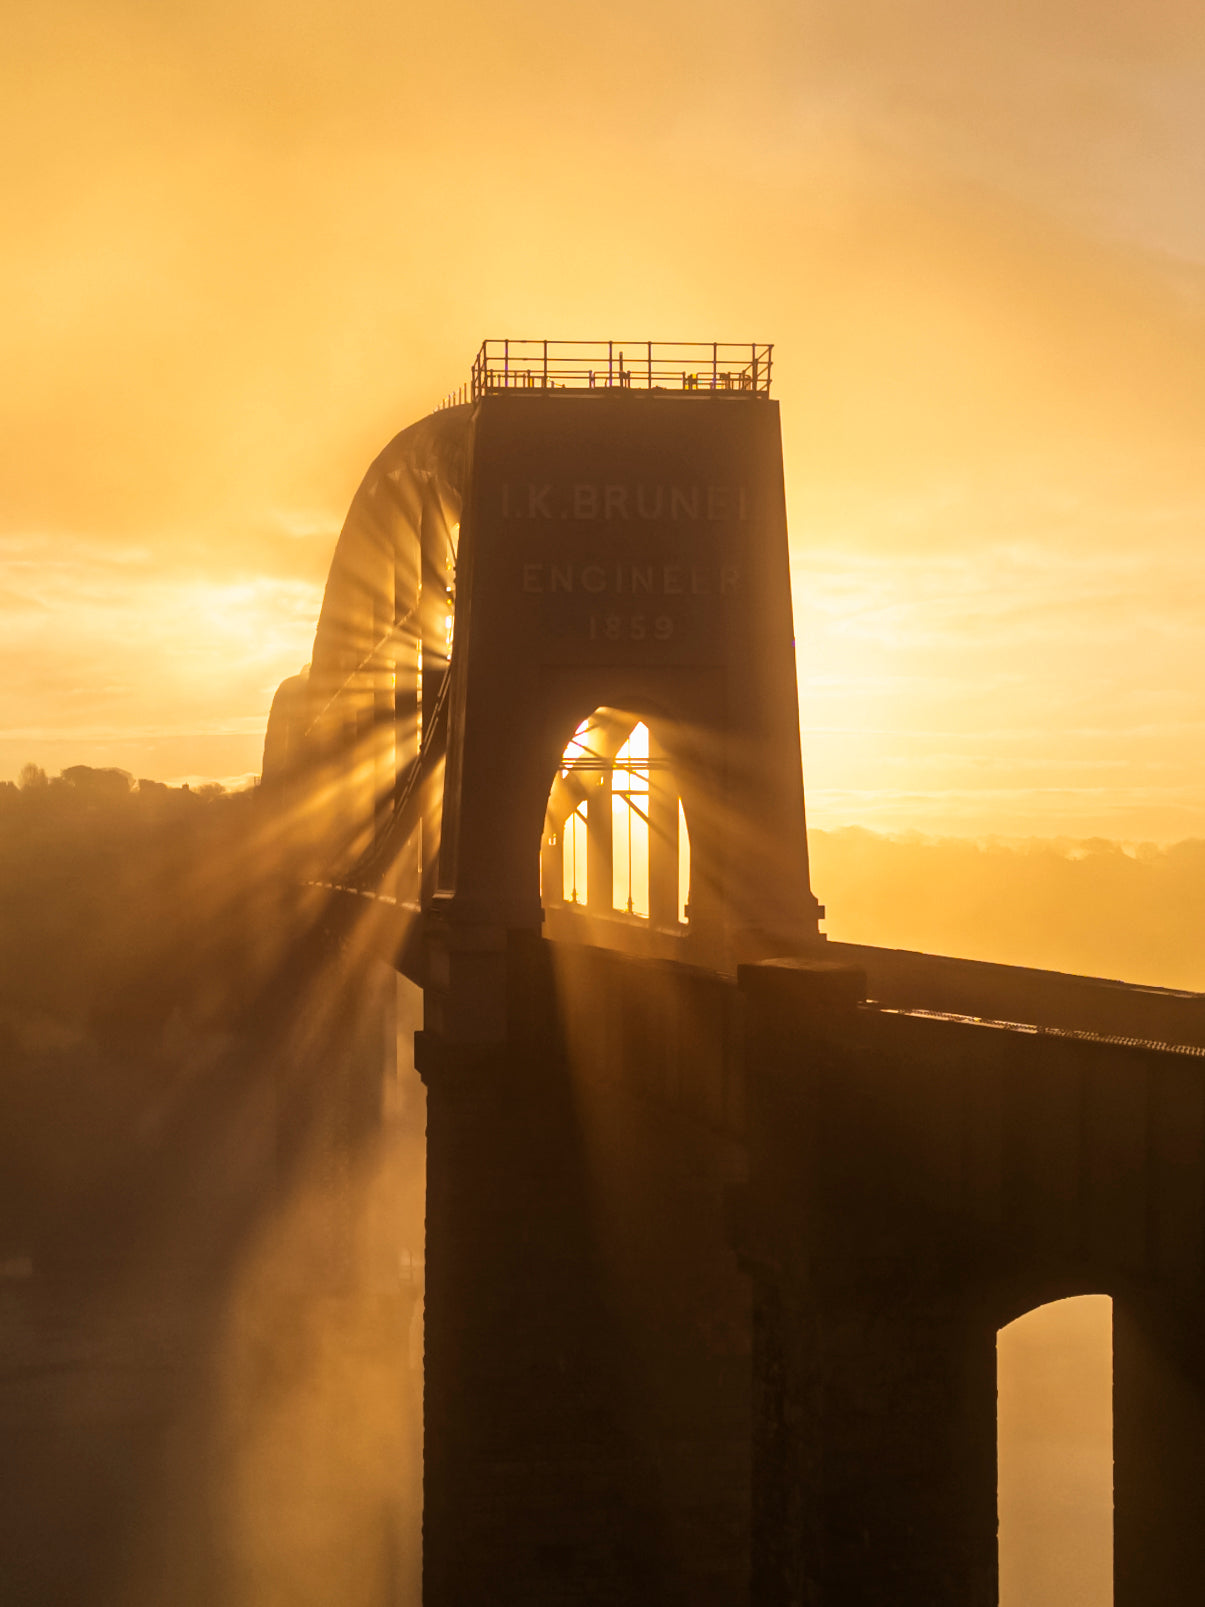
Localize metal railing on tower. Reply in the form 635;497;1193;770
465;339;773;400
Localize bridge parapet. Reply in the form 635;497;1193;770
741;971;1205;1303
832;937;1205;1046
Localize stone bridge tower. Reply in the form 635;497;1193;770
264;340;1205;1607
422;347;822;1037
263;340;824;1603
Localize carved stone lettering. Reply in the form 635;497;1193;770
573;484;599;520
670;487;699;521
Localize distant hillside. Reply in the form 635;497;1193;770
810;828;1205;994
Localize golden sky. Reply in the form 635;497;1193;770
3;0;1203;837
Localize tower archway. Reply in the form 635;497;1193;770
541;706;694;960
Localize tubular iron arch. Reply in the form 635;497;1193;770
262;405;471;907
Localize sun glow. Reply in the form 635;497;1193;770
612;721;650;918
546;712;691;933
563;802;588;905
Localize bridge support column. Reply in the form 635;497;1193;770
1114;1291;1205;1605
417;941;656;1607
420;936;754;1606
750;1277;997;1606
739;958;999;1606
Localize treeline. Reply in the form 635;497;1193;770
0;765;293;1037
0;766;288;1266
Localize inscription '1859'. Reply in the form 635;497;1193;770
502;483;748;521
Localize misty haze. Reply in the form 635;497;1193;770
4;2;1205;1604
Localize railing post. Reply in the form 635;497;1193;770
504;339;509;390
543;339;548;390
608;340;613;388
712;341;717;391
647;341;652;389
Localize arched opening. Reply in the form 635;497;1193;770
542;708;692;950
998;1295;1113;1607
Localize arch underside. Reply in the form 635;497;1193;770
262;406;471;907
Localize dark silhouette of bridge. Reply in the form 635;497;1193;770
263;339;1205;1605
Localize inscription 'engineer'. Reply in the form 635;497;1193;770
523;562;741;596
